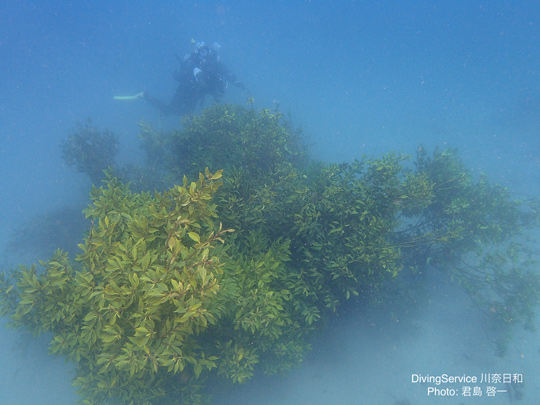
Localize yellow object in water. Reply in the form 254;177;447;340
113;92;144;101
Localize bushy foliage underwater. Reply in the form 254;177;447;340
1;103;539;403
61;121;119;185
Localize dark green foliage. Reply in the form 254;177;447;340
2;104;540;403
408;147;534;259
215;233;313;378
61;121;119;184
394;147;540;353
139;104;307;181
216;157;410;317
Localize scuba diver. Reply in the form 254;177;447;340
143;41;245;116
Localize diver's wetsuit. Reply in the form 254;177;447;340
145;46;239;116
144;81;202;116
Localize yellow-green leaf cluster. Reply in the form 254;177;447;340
1;170;229;404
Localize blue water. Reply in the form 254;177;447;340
1;1;539;404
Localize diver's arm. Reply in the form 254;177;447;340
223;69;245;89
213;61;244;89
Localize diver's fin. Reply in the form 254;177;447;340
113;91;144;101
